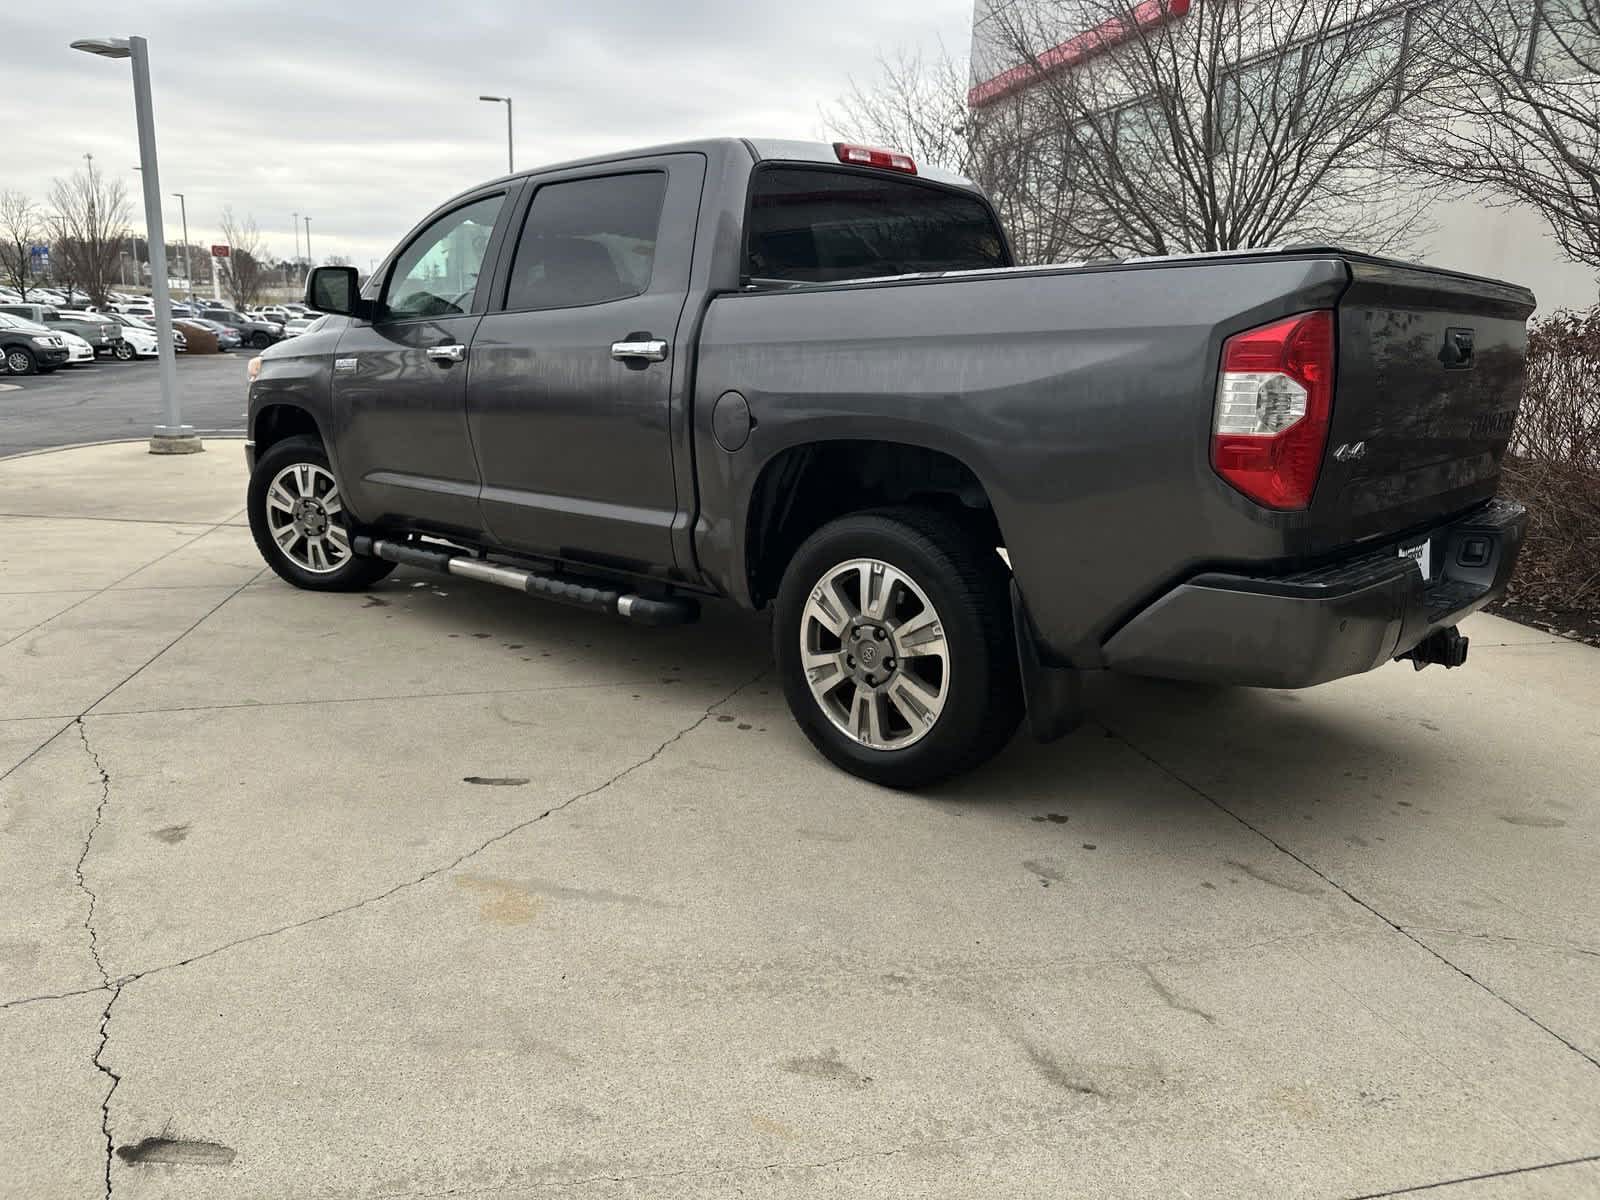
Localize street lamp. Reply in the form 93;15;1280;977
70;35;197;454
292;211;301;266
172;191;192;302
304;215;313;266
479;95;514;173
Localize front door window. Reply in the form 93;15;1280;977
383;194;505;321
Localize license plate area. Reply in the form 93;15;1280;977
1399;538;1431;580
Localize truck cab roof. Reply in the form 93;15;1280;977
463;136;980;198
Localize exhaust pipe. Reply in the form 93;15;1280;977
1400;625;1469;671
353;536;698;627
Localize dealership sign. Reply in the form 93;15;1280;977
969;0;1192;106
211;244;230;257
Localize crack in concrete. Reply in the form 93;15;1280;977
73;717;120;1199
90;666;772;993
1341;1151;1600;1198
1103;722;1600;1074
1401;926;1600;961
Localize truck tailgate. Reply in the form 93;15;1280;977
1316;259;1536;544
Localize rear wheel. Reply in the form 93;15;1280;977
773;507;1022;789
4;346;37;375
248;435;395;591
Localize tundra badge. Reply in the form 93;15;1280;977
334;357;358;374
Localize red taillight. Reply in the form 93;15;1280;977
833;142;918;174
1211;309;1335;510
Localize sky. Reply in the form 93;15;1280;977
6;0;973;271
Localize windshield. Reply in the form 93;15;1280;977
745;166;1010;284
0;312;50;335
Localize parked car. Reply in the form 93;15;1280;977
0;304;125;357
0;311;71;374
205;307;283;349
57;330;97;364
246;137;1534;787
114;312;180;356
174;318;238;351
279;315;325;338
252;304;294;324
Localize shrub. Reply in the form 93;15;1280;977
1501;305;1600;613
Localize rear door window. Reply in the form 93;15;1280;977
745;167;1010;284
502;172;668;311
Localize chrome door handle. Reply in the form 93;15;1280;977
610;339;668;362
426;344;466;363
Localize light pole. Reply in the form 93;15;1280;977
292;211;301;267
172;191;192;302
304;215;313;266
72;34;197;454
479;95;514;173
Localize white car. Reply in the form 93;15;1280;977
115;326;160;359
115;313;179;356
58;331;97;364
279;315;326;338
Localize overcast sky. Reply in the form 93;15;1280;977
8;0;972;270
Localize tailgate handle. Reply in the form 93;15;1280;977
1440;327;1475;370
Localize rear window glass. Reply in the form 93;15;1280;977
745;167;1009;285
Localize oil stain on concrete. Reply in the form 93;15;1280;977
454;876;544;925
116;1137;235;1166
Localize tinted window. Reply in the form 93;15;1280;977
746;167;1009;284
384;194;504;320
503;173;666;311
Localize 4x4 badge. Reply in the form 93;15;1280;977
1333;441;1367;462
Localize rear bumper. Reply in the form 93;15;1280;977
1102;499;1526;688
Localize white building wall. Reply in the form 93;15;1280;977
968;0;1600;311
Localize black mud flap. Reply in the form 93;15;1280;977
1011;581;1082;743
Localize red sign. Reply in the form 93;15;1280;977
968;0;1192;107
211;244;230;258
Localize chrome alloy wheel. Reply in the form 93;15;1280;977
264;462;352;574
799;557;950;750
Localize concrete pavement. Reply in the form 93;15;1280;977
1;442;1597;1199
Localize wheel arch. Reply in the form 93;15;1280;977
251;403;326;459
742;438;1004;609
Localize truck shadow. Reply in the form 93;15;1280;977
934;670;1443;838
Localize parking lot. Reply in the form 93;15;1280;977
1;441;1597;1199
0;353;250;459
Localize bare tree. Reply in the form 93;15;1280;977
46;160;131;306
0;191;41;300
1405;0;1600;272
827;46;1099;263
219;208;269;309
965;0;1445;259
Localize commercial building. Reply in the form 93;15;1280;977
968;0;1598;311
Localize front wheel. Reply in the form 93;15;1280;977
113;341;135;361
247;435;396;592
251;332;272;349
773;507;1022;789
4;346;37;375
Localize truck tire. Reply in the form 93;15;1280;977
248;435;396;592
774;507;1023;788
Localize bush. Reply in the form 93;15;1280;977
1499;305;1600;621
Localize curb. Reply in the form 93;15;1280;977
0;434;245;464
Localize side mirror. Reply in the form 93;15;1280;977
306;265;366;318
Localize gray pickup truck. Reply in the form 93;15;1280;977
246;137;1532;787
